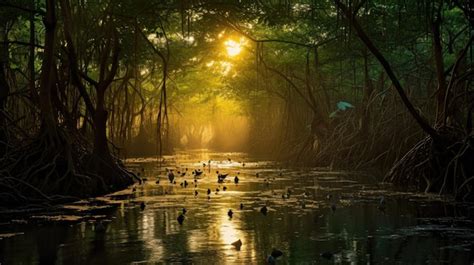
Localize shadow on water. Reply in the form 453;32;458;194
1;150;474;264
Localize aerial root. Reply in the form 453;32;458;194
385;127;474;201
0;127;134;209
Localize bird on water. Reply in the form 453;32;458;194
177;213;185;225
266;249;283;264
231;239;242;250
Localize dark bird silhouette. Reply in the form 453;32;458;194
228;158;231;162
320;251;333;260
195;190;198;196
95;221;106;233
228;209;233;218
328;194;337;213
194;170;203;177
168;171;175;183
267;249;283;264
215;188;220;194
242;163;245;167
223;186;227;191
217;171;229;183
271;249;283;258
256;172;259;178
132;187;136;192
378;195;386;212
184;180;188;188
177;213;185;225
207;188;211;195
182;208;187;215
240;203;244;210
207;195;211;200
140;202;146;210
155;178;160;184
231;239;242;250
260;205;268;216
234;176;239;184
181;172;186;177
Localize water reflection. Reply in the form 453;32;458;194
0;151;473;264
218;208;243;262
140;211;164;262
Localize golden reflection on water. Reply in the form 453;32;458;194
140;210;164;260
125;152;261;263
216;205;258;262
218;207;241;245
186;228;207;253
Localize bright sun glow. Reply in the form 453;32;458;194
224;39;243;57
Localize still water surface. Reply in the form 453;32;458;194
1;151;473;264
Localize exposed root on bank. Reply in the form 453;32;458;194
0;127;135;210
385;127;474;201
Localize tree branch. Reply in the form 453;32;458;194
0;2;45;15
58;0;95;115
335;0;440;140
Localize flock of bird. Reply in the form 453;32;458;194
103;158;387;263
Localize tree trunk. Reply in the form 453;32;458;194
28;0;38;104
92;30;120;162
93;87;111;160
60;0;120;162
0;23;10;154
39;0;58;134
360;48;374;136
0;25;9;113
432;17;447;126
